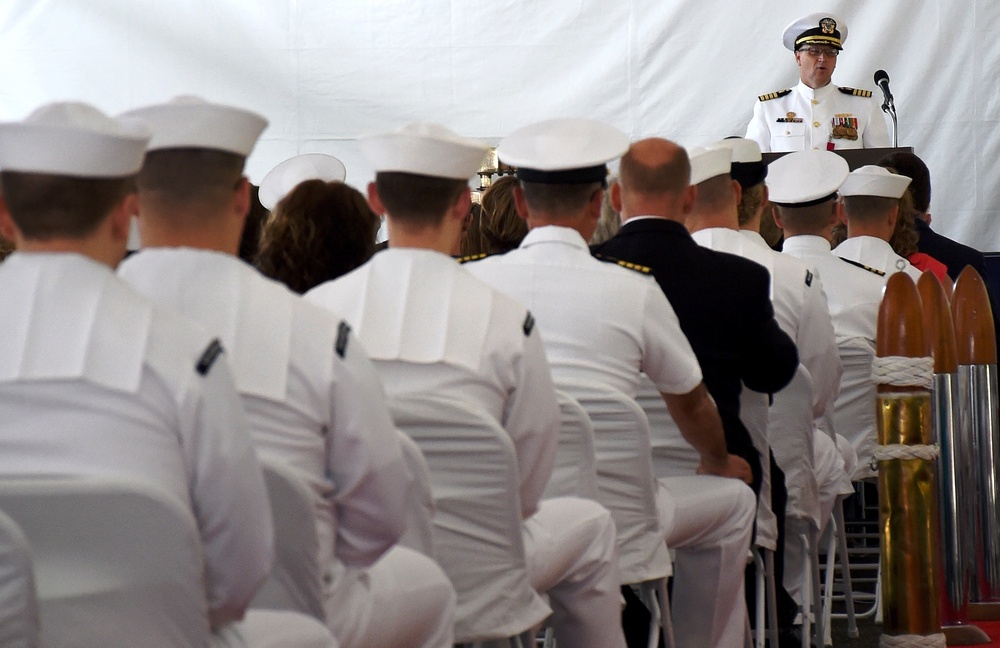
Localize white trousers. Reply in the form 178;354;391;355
525;497;628;648
324;545;456;648
216;610;337;648
783;431;854;609
657;475;757;648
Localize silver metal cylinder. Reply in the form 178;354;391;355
961;364;1000;601
934;372;971;621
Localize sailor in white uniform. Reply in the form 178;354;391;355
746;13;889;152
465;118;757;648
117;97;455;648
0;102;334;646
306;123;628;648
687;143;852;624
768;151;888;478
834;165;922;281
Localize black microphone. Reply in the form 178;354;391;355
874;69;894;111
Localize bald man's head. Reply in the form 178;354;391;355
618;138;690;195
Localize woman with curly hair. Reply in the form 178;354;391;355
255;179;379;293
479;175;527;254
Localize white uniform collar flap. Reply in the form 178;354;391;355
519;225;589;250
0;253;151;392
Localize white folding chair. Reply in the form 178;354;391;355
0;509;39;648
769;366;824;647
636;374;697;481
543;390;600;500
0;476;335;648
395;429;437;557
252;460;325;620
833;338;878;479
560;379;675;648
389;394;551;646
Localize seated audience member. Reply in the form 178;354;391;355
878;151;986;281
479;175;527;254
238;184;269;263
833;165;922;281
256;179;380;293
0;102;287;643
466;118;757;648
306;122;628;648
0;232;13;261
118;97;455;648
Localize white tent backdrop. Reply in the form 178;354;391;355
1;0;997;250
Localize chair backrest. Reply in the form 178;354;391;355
0;509;39;648
0;476;210;646
636;374;699;480
560;379;672;584
834;337;877;479
395;429;437;556
544;390;600;500
252;460;325;621
768;365;820;528
389;394;551;643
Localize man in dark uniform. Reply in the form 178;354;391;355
596;137;798;496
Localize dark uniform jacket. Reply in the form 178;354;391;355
594;217;799;494
915;218;986;281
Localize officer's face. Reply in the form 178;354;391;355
795;46;838;89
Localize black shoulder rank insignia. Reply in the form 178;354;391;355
523;312;535;337
805;270;813;287
758;89;792;102
455;253;488;264
335;321;351;358
839;86;873;98
839;257;886;276
196;338;224;375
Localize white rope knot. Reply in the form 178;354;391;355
873;356;934;389
880;632;947;648
873;444;939;462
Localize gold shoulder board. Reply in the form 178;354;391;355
838;87;873;98
758;89;792;102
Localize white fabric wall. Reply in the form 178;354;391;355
1;0;997;250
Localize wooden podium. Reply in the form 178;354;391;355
762;146;914;170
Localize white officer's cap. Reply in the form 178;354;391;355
713;138;767;189
122;95;267;156
258;153;348;210
766;150;850;206
497;118;628;186
688;146;732;186
782;13;848;51
839;165;912;199
0;101;150;177
359;123;488;180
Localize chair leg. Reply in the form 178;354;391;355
753;550;766;648
811;529;824;648
657;578;676;648
542;626;555;648
799;532;811;648
833;497;859;638
764;550;779;648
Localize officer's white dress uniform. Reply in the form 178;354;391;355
119;97;454;648
746;81;889;153
745;12;889;153
120;249;456;648
306;123;627;648
0;252;274;632
467;223;757;648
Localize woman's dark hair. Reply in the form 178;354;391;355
255;180;379;293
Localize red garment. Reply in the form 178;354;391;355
908;251;950;283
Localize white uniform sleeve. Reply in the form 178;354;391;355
640;285;703;395
745;100;772;152
795;272;843;420
503;321;560;519
328;330;410;567
863;95;890;148
178;353;273;626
